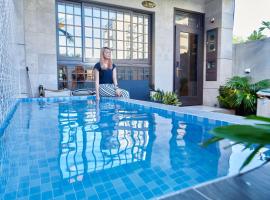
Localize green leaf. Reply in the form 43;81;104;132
240;145;264;171
246;115;270;123
259;27;265;32
247;30;266;41
242;143;252;151
211;125;270;144
201;136;223;147
255;124;270;129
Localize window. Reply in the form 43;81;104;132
175;12;202;29
57;1;152;90
117;67;150;80
58;65;95;90
83;5;150;60
57;2;82;58
57;1;151;62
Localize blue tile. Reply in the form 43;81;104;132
65;194;76;200
17;189;29;197
110;194;121;200
138;186;149;193
53;188;64;197
76;191;86;199
87;194;99;200
142;191;154;199
19;181;29;189
41;191;53;200
4;192;17;200
160;184;169;191
152;187;163;195
129;188;140;196
30;186;41;194
107;188;118;196
97;192;108;199
29;194;41;200
103;182;113;189
120;192;131;199
95;185;105;193
82;178;92;188
52;182;62;190
72;182;84;191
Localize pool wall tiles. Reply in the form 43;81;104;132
0;0;19;126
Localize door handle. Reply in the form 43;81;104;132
176;61;180;68
176;61;182;78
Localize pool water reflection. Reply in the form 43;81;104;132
0;98;263;199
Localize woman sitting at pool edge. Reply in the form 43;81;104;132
94;47;130;100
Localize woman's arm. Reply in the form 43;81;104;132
112;67;118;87
112;68;121;96
94;68;100;100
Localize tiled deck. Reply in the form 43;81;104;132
120;98;259;125
159;164;270;200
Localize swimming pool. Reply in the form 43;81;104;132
0;97;265;200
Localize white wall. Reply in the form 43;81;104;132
0;0;20;125
233;38;270;82
22;0;58;97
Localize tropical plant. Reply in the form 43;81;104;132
162;92;182;106
247;30;266;41
217;76;270;115
259;21;270;32
150;89;164;102
217;86;234;109
233;35;245;44
150;89;182;106
202;115;270;171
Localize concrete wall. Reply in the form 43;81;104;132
22;0;58;97
0;0;21;125
233;37;270;82
203;0;235;106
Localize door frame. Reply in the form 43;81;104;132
173;9;204;106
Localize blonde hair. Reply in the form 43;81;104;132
100;47;113;69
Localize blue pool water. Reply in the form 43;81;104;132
0;97;264;200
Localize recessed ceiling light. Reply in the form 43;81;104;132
142;1;156;8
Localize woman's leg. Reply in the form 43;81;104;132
99;84;130;98
120;89;130;98
99;84;116;97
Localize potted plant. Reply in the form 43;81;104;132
162;92;182;106
150;89;182;106
217;76;270;116
150;89;164;103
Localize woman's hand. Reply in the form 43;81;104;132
115;88;121;96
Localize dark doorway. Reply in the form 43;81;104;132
174;11;204;105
